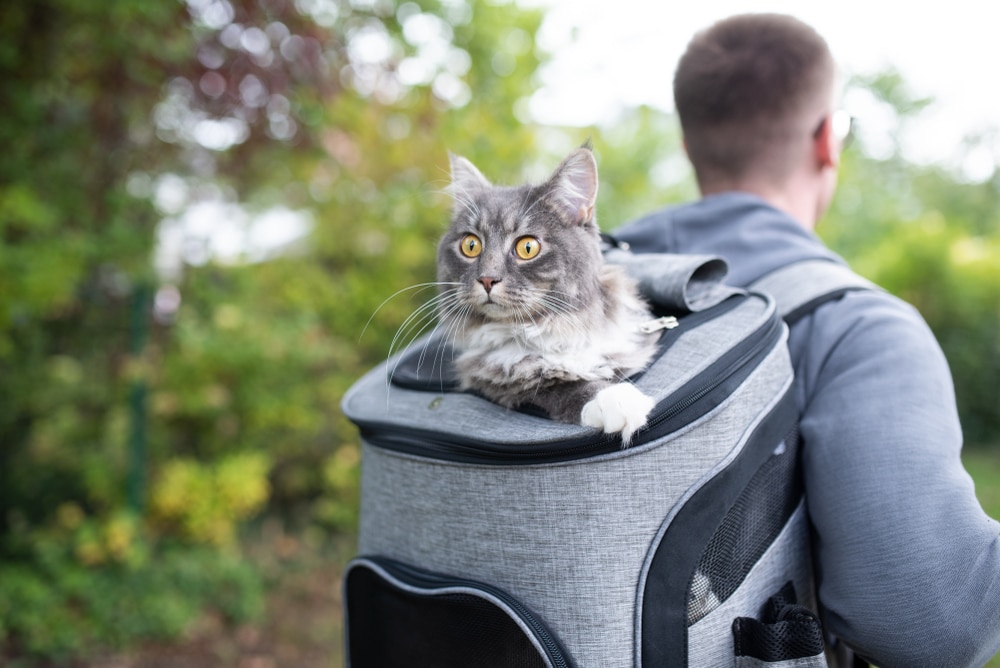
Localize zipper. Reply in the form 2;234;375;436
638;311;784;441
355;556;573;668
639;315;679;334
356;308;784;465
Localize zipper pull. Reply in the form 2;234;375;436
639;316;679;334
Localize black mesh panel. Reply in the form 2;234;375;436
346;563;565;668
687;426;803;624
732;581;825;661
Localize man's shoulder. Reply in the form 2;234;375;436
796;286;942;367
612;206;679;252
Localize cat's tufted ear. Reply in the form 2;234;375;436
546;147;598;226
447;153;492;199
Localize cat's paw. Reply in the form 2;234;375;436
580;383;655;446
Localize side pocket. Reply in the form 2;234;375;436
344;556;574;668
731;581;827;668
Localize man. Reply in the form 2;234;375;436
615;13;1000;668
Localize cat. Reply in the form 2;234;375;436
433;145;660;445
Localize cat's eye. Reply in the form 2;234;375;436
515;236;541;260
459;234;482;258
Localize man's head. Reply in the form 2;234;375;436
674;14;842;224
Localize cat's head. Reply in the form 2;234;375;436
437;146;605;325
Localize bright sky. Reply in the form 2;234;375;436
520;0;1000;179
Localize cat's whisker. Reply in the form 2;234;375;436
515;186;538;223
518;191;547;221
415;295;469;372
361;281;459;343
384;286;465;390
437;304;472;380
535;292;588;333
511;306;533;354
445;182;483;220
388;290;458;360
408;300;468;390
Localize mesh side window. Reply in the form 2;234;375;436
687;427;803;625
346;563;559;668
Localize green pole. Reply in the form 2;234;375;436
127;283;150;514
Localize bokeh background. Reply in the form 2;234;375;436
1;0;998;665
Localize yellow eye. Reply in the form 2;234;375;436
460;234;482;258
515;236;541;260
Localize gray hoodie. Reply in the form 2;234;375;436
616;192;1000;668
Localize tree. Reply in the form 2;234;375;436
0;0;548;658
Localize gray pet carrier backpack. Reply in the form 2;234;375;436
340;251;874;668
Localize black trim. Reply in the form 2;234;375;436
688;421;803;622
388;338;461;392
639;387;800;666
357;305;783;465
783;287;866;326
346;556;574;668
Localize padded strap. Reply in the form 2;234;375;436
749;260;878;324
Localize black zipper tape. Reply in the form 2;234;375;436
349;556;573;668
355;308;784;465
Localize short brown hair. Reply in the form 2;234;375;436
674;14;835;187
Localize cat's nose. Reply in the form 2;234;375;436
478;276;501;293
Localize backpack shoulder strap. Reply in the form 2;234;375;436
749;260;879;325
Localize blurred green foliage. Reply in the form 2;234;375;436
0;0;546;659
823;72;1000;444
1;0;998;662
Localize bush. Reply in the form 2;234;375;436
0;540;264;662
853;218;1000;443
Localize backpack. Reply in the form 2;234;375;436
340;251;874;668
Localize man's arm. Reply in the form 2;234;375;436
793;291;1000;667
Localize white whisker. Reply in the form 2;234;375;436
361;282;460;342
380;283;465;393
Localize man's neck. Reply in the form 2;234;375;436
700;179;819;231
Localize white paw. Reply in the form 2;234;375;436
688;569;722;621
580;383;655;446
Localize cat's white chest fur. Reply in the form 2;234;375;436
456;307;655;383
439;146;660;444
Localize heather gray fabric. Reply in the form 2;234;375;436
616;192;1000;667
687;503;820;667
604;249;743;312
353;351;791;667
344;291;795;667
748;260;876;319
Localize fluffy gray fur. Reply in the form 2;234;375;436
435;146;659;444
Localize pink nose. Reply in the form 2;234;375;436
478;276;500;293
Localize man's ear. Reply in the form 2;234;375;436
814;115;839;168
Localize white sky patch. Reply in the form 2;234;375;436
518;0;1000;177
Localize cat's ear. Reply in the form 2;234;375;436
546;147;598;226
447;153;492;198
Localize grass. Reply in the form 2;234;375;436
963;447;1000;668
964;447;1000;519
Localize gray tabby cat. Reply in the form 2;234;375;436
436;145;660;444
